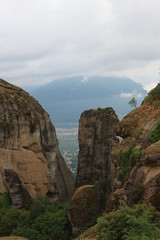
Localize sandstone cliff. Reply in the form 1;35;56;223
76;107;119;191
69;84;160;239
0;78;75;208
107;83;160;211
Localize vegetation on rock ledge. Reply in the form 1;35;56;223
132;185;144;204
116;147;142;181
144;83;160;103
97;204;160;240
149;119;160;143
116;147;133;181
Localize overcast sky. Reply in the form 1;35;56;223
0;0;160;91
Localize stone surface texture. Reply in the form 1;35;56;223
107;98;160;211
76;108;119;193
0;78;75;207
69;185;102;235
69;107;119;234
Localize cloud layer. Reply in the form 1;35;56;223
0;0;160;90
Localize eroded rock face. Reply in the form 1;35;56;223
3;168;32;208
0;78;75;207
76;108;119;192
107;92;160;211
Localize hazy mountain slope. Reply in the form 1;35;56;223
30;76;147;126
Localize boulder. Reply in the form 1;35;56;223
69;185;103;235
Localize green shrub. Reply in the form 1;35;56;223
0;208;20;236
32;208;71;240
149;119;160;143
94;178;107;210
152;100;160;108
130;148;142;167
116;147;143;181
123;207;160;240
97;205;160;240
144;83;160;103
116;147;133;181
0;192;12;209
0;195;72;240
15;210;31;228
132;185;144;204
29;194;51;220
94;178;106;190
12;227;41;240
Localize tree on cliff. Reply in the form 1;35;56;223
128;97;137;108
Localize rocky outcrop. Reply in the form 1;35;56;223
107;84;160;211
76;108;119;193
0;78;75;207
69;107;118;234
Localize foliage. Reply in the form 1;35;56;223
123;208;160;240
0;192;12;208
12;227;40;240
94;178;107;212
130;148;142;167
32;207;71;240
152;100;160;108
29;194;51;220
132;185;144;204
149;119;160;143
94;179;106;193
116;147;142;181
116;147;133;181
144;83;160;103
97;204;160;240
0;208;20;236
0;195;72;240
128;97;137;108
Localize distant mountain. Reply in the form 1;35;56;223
30;76;147;127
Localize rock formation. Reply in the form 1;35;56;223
0;78;75;208
69;185;104;235
69;107;119;234
76;107;119;192
106;83;160;211
69;83;160;239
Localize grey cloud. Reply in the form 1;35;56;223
0;0;160;90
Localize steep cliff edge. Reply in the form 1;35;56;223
69;108;119;234
0;78;75;207
69;84;160;238
107;83;160;211
76;107;119;190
